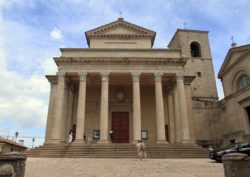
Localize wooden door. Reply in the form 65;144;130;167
112;112;129;143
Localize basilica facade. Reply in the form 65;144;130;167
44;18;250;146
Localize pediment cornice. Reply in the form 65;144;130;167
218;45;250;79
85;18;156;46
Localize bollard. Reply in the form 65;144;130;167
0;152;27;177
222;153;250;177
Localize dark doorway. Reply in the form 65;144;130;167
246;106;250;123
72;124;76;142
165;125;169;142
112;112;129;143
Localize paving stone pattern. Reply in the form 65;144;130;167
25;158;224;177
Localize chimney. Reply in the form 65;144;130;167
19;140;24;145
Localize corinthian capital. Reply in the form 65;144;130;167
57;72;65;82
101;72;110;81
176;73;184;81
154;72;163;82
79;72;88;82
131;72;141;82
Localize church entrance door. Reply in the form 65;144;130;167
112;112;129;143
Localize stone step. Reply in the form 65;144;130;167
25;144;209;158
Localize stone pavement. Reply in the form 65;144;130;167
25;158;224;177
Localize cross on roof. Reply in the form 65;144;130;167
231;36;235;43
119;11;123;18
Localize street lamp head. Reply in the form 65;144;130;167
14;131;19;143
15;131;19;138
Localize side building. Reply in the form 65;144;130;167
217;44;250;145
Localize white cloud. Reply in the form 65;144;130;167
0;3;52;140
43;57;57;75
50;28;63;41
0;69;49;128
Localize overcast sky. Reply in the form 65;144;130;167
0;0;250;147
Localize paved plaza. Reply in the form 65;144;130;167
25;158;224;177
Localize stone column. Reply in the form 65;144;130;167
154;72;167;144
176;73;190;143
44;81;57;144
65;86;74;141
98;72;110;144
132;72;141;142
51;72;66;143
75;72;87;143
167;92;175;144
173;89;181;143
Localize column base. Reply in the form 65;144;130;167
156;140;169;144
72;139;85;144
180;139;195;144
49;139;66;144
97;140;110;144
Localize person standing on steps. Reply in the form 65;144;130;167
87;132;92;144
68;130;73;144
109;129;114;143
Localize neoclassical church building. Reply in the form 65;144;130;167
44;18;250;147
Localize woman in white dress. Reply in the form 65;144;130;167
68;130;73;143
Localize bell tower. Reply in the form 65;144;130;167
168;29;218;100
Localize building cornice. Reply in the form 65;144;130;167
46;75;58;84
60;48;180;52
183;76;196;85
53;57;187;67
218;86;250;107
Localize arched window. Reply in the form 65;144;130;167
190;42;201;57
238;74;250;90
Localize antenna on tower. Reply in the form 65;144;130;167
231;36;237;48
183;22;187;30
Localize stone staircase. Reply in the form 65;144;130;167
25;143;209;158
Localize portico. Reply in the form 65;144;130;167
46;69;194;145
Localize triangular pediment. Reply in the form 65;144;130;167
85;18;156;47
101;26;141;35
218;45;250;78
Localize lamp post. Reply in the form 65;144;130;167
32;137;35;149
15;131;19;143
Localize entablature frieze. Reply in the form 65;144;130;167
58;63;183;73
54;57;186;67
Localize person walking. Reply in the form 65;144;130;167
141;141;147;160
136;140;144;160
